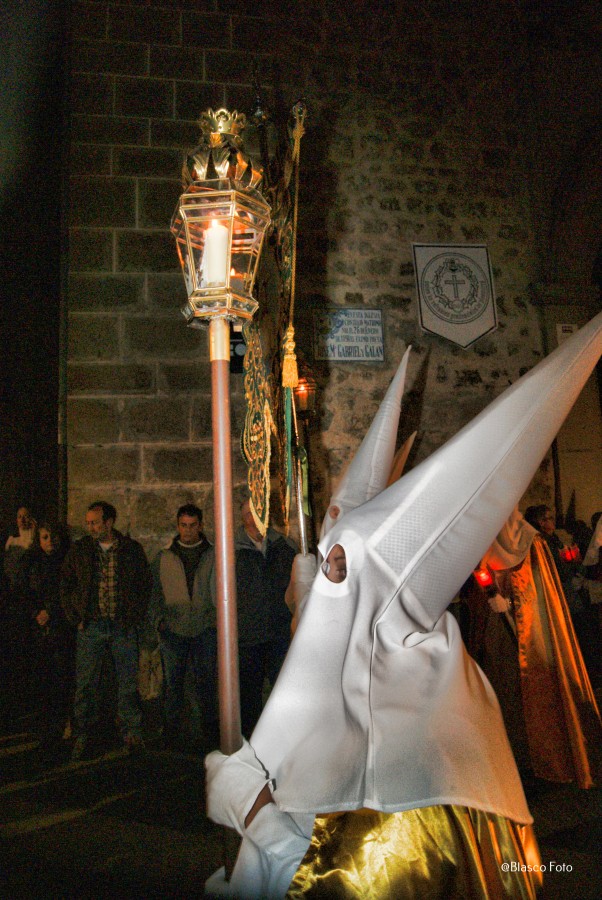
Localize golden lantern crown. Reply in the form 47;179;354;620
198;108;247;138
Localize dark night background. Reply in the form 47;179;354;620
1;1;69;530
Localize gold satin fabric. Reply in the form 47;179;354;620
287;806;542;899
512;537;601;788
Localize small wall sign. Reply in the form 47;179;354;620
314;308;385;362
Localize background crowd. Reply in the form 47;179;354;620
0;499;296;762
0;498;600;772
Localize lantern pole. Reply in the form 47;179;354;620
210;317;242;756
171;107;270;765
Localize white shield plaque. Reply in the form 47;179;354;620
413;243;497;348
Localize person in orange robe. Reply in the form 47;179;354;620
462;508;601;788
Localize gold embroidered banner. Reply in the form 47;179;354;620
242;320;275;536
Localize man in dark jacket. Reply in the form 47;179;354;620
61;501;150;760
235;499;296;737
149;503;217;749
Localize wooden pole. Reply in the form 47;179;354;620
209;317;242;754
209;316;242;878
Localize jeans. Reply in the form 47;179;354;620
160;627;217;735
73;619;142;739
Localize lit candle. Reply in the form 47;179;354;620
203;219;229;285
296;383;308;411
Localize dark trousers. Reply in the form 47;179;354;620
160;627;217;735
33;632;75;742
238;630;290;738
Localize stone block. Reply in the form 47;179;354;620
72;115;149;147
124;316;204;358
71;73;113;115
72;2;108;41
72;40;148;77
69;229;113;272
114;148;181;178
70;145;111;176
232;16;299;52
69;446;141;486
70;176;136;228
498;224;529;242
151;119;200;149
175;82;226;121
360;256;393;277
159;362;211;392
122;398;190;442
147;273;188;310
190;395;213;440
204;50;257;84
68;363;155;395
69;274;145;311
108;6;180;45
67;398;121;444
68;315;120;360
130;491;179;537
115;78;174;119
145;446;214;484
116;231;179;273
138;179;182;228
150;45;204;80
182;12;230;49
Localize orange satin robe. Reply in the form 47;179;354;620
465;536;601;788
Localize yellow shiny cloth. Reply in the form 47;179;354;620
512;537;601;788
287;806;542;899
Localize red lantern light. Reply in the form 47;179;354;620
474;567;494;588
560;544;581;563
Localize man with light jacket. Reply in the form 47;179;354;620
149;504;217;749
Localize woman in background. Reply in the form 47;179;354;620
19;521;75;751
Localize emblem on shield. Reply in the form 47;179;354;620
413;244;497;348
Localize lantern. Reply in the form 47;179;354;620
171;177;271;326
474;566;494;589
293;373;317;416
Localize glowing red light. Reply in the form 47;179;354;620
474;567;494;588
559;545;581;563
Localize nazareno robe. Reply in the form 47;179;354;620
464;531;601;788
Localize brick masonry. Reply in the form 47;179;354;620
67;0;602;551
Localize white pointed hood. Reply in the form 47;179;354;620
250;312;602;824
320;347;411;537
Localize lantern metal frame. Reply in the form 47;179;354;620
171;177;271;326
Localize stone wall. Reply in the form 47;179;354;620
67;0;602;552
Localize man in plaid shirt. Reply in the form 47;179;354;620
61;501;151;760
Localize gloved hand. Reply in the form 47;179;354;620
487;592;511;613
243;803;313;898
205;739;270;836
205;804;313;900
